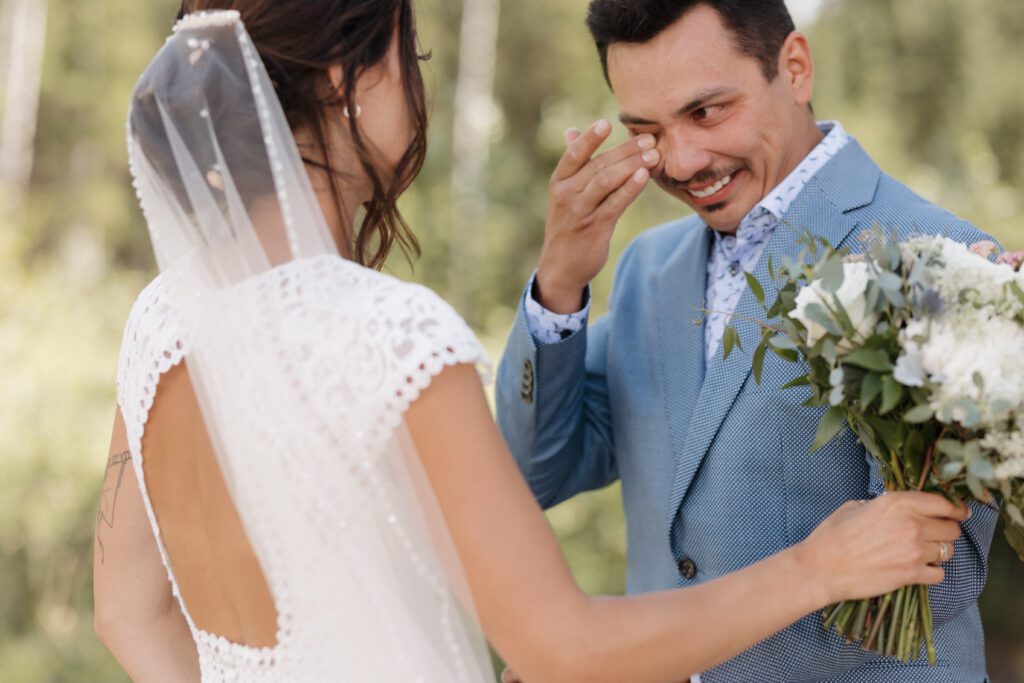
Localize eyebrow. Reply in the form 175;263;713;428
618;87;736;126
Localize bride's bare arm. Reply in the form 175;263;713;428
404;364;968;683
93;409;200;682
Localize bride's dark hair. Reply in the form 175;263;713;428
176;0;427;269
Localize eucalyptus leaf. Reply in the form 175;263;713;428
937;440;965;458
865;280;881;313
804;303;843;335
953;398;983;429
880;375;903;415
967;458;996;484
903;404;935;424
882;287;905;308
966;474;992;502
907;256;928;286
782;375;812;389
1010;281;1024;307
1006;523;1024;564
842;349;894;373
753;336;768;385
820;256;846;294
860;373;883;407
812;406;848;452
723;326;737;360
745;272;766;307
938;460;965;479
770;336;799;351
1007;504;1024;527
877;271;904;292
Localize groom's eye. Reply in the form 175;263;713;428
692;105;723;122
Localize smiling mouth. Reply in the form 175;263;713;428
686;171;738;199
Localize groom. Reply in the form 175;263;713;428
496;1;998;681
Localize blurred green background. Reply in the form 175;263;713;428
0;0;1021;680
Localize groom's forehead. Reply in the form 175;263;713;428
605;10;754;91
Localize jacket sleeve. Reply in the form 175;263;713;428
495;284;616;509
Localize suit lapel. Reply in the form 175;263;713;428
665;139;882;527
654;223;711;485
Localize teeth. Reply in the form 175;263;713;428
689;174;732;199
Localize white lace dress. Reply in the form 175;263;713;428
116;255;494;681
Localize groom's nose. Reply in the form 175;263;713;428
660;127;715;188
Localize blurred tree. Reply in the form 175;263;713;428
447;0;500;325
0;0;47;228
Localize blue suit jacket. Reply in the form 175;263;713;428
497;140;998;682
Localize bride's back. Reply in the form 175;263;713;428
116;257;493;680
142;360;277;648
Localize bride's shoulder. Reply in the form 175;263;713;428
308;255;492;380
313;256;468;329
296;255;491;409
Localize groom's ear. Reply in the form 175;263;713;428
777;31;814;107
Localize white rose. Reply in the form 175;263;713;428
790;262;879;351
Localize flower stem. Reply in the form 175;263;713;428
919;584;937;665
863;592;893;651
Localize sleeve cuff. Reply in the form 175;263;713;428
524;272;590;345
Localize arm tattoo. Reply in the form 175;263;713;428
95;449;131;565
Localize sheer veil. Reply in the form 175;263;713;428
127;10;493;680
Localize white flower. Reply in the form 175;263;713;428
893;349;926;387
790;262;879;351
984;430;1024;481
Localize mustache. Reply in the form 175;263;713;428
656;165;745;192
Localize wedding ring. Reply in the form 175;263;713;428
938;542;949;563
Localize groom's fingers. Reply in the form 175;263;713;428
595;166;650;221
578;146;659;213
571;132;657;187
552;119;613;182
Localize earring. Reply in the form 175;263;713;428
342;103;362;119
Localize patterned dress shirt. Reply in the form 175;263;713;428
527;121;851;370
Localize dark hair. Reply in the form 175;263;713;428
169;0;428;269
586;0;795;85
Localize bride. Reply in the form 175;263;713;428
93;2;968;681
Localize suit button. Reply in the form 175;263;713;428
677;557;697;580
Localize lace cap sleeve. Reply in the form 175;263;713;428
266;257;492;447
115;275;188;452
355;275;493;426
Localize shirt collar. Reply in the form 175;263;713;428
757;120;850;221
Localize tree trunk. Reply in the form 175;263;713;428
447;0;500;325
0;0;48;230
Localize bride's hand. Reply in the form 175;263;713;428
795;492;969;606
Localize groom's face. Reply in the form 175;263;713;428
607;5;815;232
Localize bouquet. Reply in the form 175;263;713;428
725;228;1024;664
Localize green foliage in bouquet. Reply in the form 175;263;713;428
723;227;1024;665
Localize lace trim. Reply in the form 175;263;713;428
173;10;242;33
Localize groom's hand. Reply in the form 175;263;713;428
535;119;659;313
